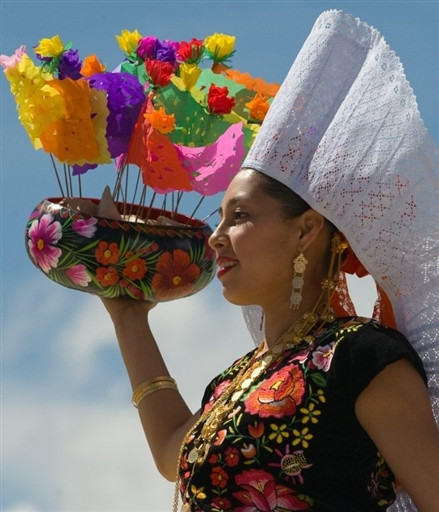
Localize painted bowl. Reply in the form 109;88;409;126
25;197;216;301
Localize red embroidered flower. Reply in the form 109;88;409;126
145;58;174;87
245;364;306;418
211;497;232;510
210;466;228;489
225;447;240;467
207;84;235;114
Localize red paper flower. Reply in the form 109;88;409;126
177;38;203;63
207;84;235;114
145;58;174;87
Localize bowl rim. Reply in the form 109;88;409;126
41;196;212;230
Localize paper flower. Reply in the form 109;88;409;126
1;30;279;217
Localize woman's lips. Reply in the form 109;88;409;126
216;257;238;279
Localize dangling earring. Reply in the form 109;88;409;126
290;253;308;309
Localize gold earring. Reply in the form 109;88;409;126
290;253;308;309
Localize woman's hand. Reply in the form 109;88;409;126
100;295;157;323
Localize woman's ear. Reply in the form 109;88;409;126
296;209;326;251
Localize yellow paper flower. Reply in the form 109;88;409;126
4;54;65;149
178;62;202;91
34;35;65;58
115;29;142;55
144;106;175;134
204;33;235;60
245;92;270;122
85;88;112;165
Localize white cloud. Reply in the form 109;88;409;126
2;277;251;511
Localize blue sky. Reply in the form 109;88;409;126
1;1;438;511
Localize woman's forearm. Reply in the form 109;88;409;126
104;301;197;480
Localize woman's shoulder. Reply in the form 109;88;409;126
326;316;427;397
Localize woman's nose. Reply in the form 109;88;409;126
208;224;228;250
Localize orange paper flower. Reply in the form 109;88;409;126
245;92;270;122
144;106;175;134
80;54;106;77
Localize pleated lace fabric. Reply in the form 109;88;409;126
243;10;439;511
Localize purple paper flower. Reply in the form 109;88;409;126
155;40;179;67
137;37;179;68
88;72;145;158
58;48;82;79
28;213;62;273
72;162;98;176
137;36;158;60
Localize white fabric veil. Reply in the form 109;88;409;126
242;10;439;511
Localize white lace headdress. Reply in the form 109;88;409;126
243;10;439;511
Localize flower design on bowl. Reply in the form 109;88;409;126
25;198;216;301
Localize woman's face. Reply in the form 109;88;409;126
209;170;301;308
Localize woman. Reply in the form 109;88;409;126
101;169;439;511
101;10;439;512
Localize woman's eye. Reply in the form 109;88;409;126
233;211;247;222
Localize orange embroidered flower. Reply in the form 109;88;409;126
248;421;264;439
245;92;270;122
151;249;200;300
96;266;119;287
245;364;306;418
122;257;147;280
95;241;120;265
241;443;257;459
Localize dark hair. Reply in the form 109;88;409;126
247;169;311;219
246;169;339;268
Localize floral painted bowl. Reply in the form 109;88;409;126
25;198;216;301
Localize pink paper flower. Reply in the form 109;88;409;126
0;45;26;69
28;213;62;273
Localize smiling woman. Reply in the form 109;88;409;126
2;2;439;512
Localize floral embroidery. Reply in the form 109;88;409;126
245;364;306;418
180;319;398;510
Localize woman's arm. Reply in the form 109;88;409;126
101;298;200;481
355;358;439;512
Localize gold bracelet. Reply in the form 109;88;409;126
132;376;178;408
